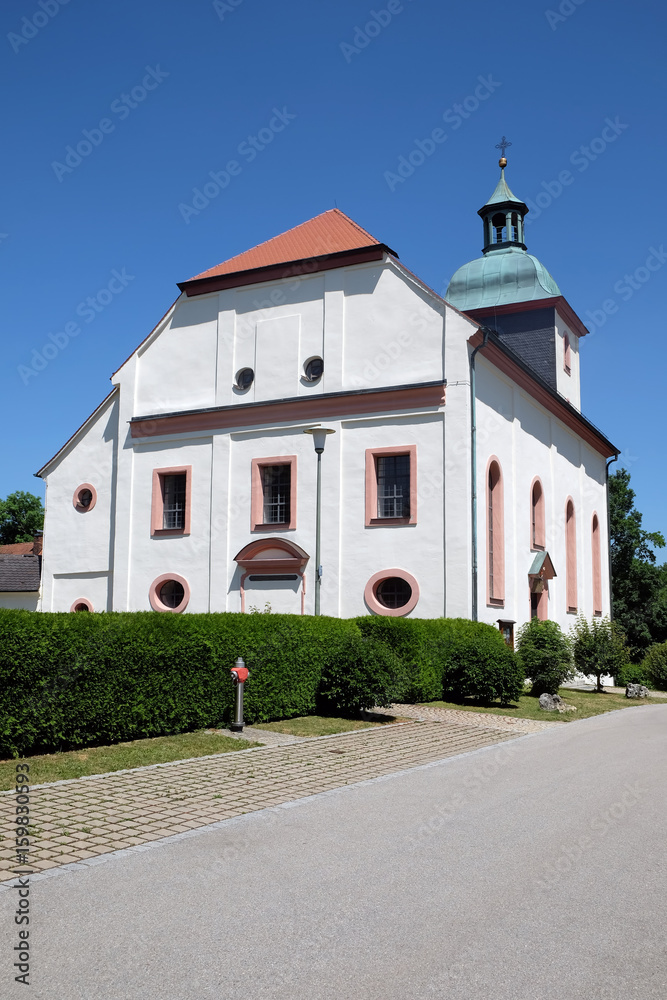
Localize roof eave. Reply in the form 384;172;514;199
178;244;396;297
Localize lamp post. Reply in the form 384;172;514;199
303;427;335;615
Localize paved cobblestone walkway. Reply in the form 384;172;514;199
374;704;560;733
0;720;524;881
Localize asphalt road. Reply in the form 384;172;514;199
2;705;666;999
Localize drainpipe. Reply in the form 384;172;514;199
605;452;619;621
470;327;490;622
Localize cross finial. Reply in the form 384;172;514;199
495;136;512;156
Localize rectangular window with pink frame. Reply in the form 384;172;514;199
365;446;417;526
151;466;192;536
251;456;297;531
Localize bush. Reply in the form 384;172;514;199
641;642;667;690
615;662;653;689
354;616;443;702
570;616;630;692
318;632;401;715
438;619;525;705
516;618;573;696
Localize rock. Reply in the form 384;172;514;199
539;692;576;713
539;693;557;711
626;684;650;699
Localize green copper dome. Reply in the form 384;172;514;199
445;158;561;311
446;246;561;311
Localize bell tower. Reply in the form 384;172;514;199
477;137;529;253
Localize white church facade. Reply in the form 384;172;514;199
36;157;617;638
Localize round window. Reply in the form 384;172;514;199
304;357;324;381
70;598;94;613
73;483;97;512
159;580;185;609
376;577;412;609
364;569;419;617
235;367;254;391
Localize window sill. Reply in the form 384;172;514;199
152;529;190;538
530;544;545;552
252;522;293;532
367;517;415;527
567;607;578;614
488;598;505;608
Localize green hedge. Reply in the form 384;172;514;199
355;616;524;705
0;610;524;758
0;611;357;758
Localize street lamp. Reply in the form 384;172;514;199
303;427;336;615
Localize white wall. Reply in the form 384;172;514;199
0;592;39;611
554;315;581;410
40;392;119;612
475;356;608;635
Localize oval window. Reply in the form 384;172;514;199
73;483;97;512
304;357;324;382
159;580;185;609
376;577;412;609
235;368;254;391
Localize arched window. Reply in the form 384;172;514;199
566;499;577;613
592;513;602;616
511;211;519;241
487;459;505;606
564;332;571;375
531;478;545;550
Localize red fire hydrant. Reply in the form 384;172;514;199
230;657;249;732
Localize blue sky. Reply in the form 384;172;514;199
1;0;665;544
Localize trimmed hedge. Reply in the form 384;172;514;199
355;616;524;705
0;611;358;758
0;609;524;758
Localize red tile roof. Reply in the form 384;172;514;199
188;209;390;282
0;541;38;555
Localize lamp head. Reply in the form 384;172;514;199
303;427;336;453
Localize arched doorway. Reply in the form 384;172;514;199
234;538;310;614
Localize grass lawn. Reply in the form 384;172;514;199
0;731;259;791
252;713;404;737
422;687;667;723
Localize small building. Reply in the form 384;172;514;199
36;157;617;634
0;554;41;610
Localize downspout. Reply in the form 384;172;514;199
605;452;619;621
470;327;490;621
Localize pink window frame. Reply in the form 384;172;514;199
530;476;545;551
565;497;578;613
365;445;417;527
151;466;192;537
564;332;572;375
73;483;98;513
486;456;505;607
251;456;297;531
592;512;602;616
364;569;420;617
70;597;94;612
149;573;191;613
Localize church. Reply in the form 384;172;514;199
36;151;618;640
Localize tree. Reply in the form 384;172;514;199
570;615;629;692
516;618;573;696
0;491;44;545
609;469;667;661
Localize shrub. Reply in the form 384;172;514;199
615;662;652;689
516;618;573;696
570;616;630;692
354;616;442;702
318;632;401;715
641;642;667;690
438;618;525;705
